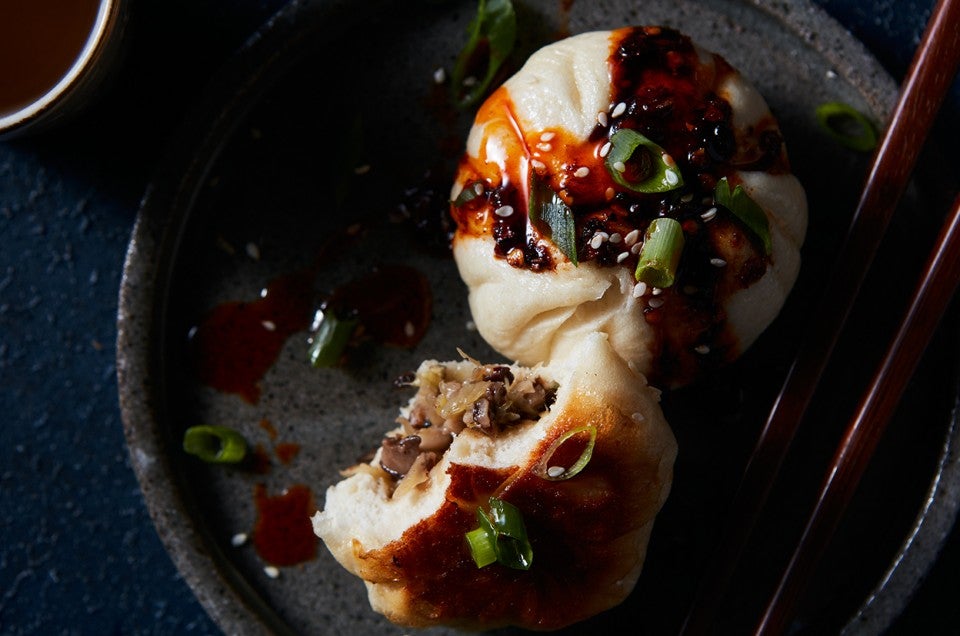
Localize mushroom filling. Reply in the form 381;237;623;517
379;360;558;481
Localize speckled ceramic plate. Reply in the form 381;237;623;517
117;1;960;634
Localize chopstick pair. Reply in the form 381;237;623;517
681;0;960;632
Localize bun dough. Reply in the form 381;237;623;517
452;28;807;386
312;333;676;630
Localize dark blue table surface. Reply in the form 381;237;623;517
1;1;957;633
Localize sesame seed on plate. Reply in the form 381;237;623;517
612;102;627;118
574;166;590;178
245;241;261;261
701;207;718;221
404;321;415;338
710;257;727;267
264;566;280;579
624;229;640;246
433;67;446;84
599;141;611;158
261;320;276;332
632;281;648;298
465;320;477;331
694;344;711;355
231;533;248;547
547;466;565;478
494;205;514;217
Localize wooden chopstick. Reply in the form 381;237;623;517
680;0;960;632
755;190;960;633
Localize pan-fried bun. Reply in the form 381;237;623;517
451;26;807;386
312;333;676;630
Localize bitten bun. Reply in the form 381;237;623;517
312;333;676;630
451;27;807;386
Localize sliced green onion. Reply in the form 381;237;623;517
635;218;685;288
183;425;247;464
605;129;684;193
466;497;533;570
453;180;484;207
451;0;517;108
308;309;358;367
465;526;498;567
714;177;772;255
815;101;878;152
528;172;578;265
533;425;597;481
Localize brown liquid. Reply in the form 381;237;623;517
0;0;102;116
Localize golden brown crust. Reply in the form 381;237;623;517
342;395;673;631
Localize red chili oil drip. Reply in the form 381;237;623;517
258;418;278;441
326;264;432;349
252;483;317;566
190;268;315;404
191;261;432;398
274;442;300;465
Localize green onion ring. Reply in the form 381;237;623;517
635;218;685;288
605;129;684;193
533;425;597;481
815;101;878;152
182;425;248;464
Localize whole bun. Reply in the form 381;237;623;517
451;26;807;387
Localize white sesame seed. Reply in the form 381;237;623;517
710;257;727;267
681;193;694;203
612;161;626;173
433;67;446;84
547;466;565;478
612;102;627;118
354;164;371;175
463;76;478;87
231;533;248;547
826;69;838;79
599;141;612;158
664;170;679;185
473;182;485;195
624;229;640;246
540;131;555;142
537;143;553;152
630;242;642;254
597;111;609;127
574;166;590;178
651;286;663;296
605;187;615;200
494;205;514;217
531;159;546;170
648;297;665;309
589;232;607;249
404;321;415;338
465;320;477;331
264;566;280;579
261;320;276;332
701;207;718;221
632;281;648;298
616;252;630;263
245;242;261;261
259;287;269;298
609;232;622;244
695;344;711;355
631;412;645;423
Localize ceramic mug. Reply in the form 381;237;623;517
0;0;128;140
